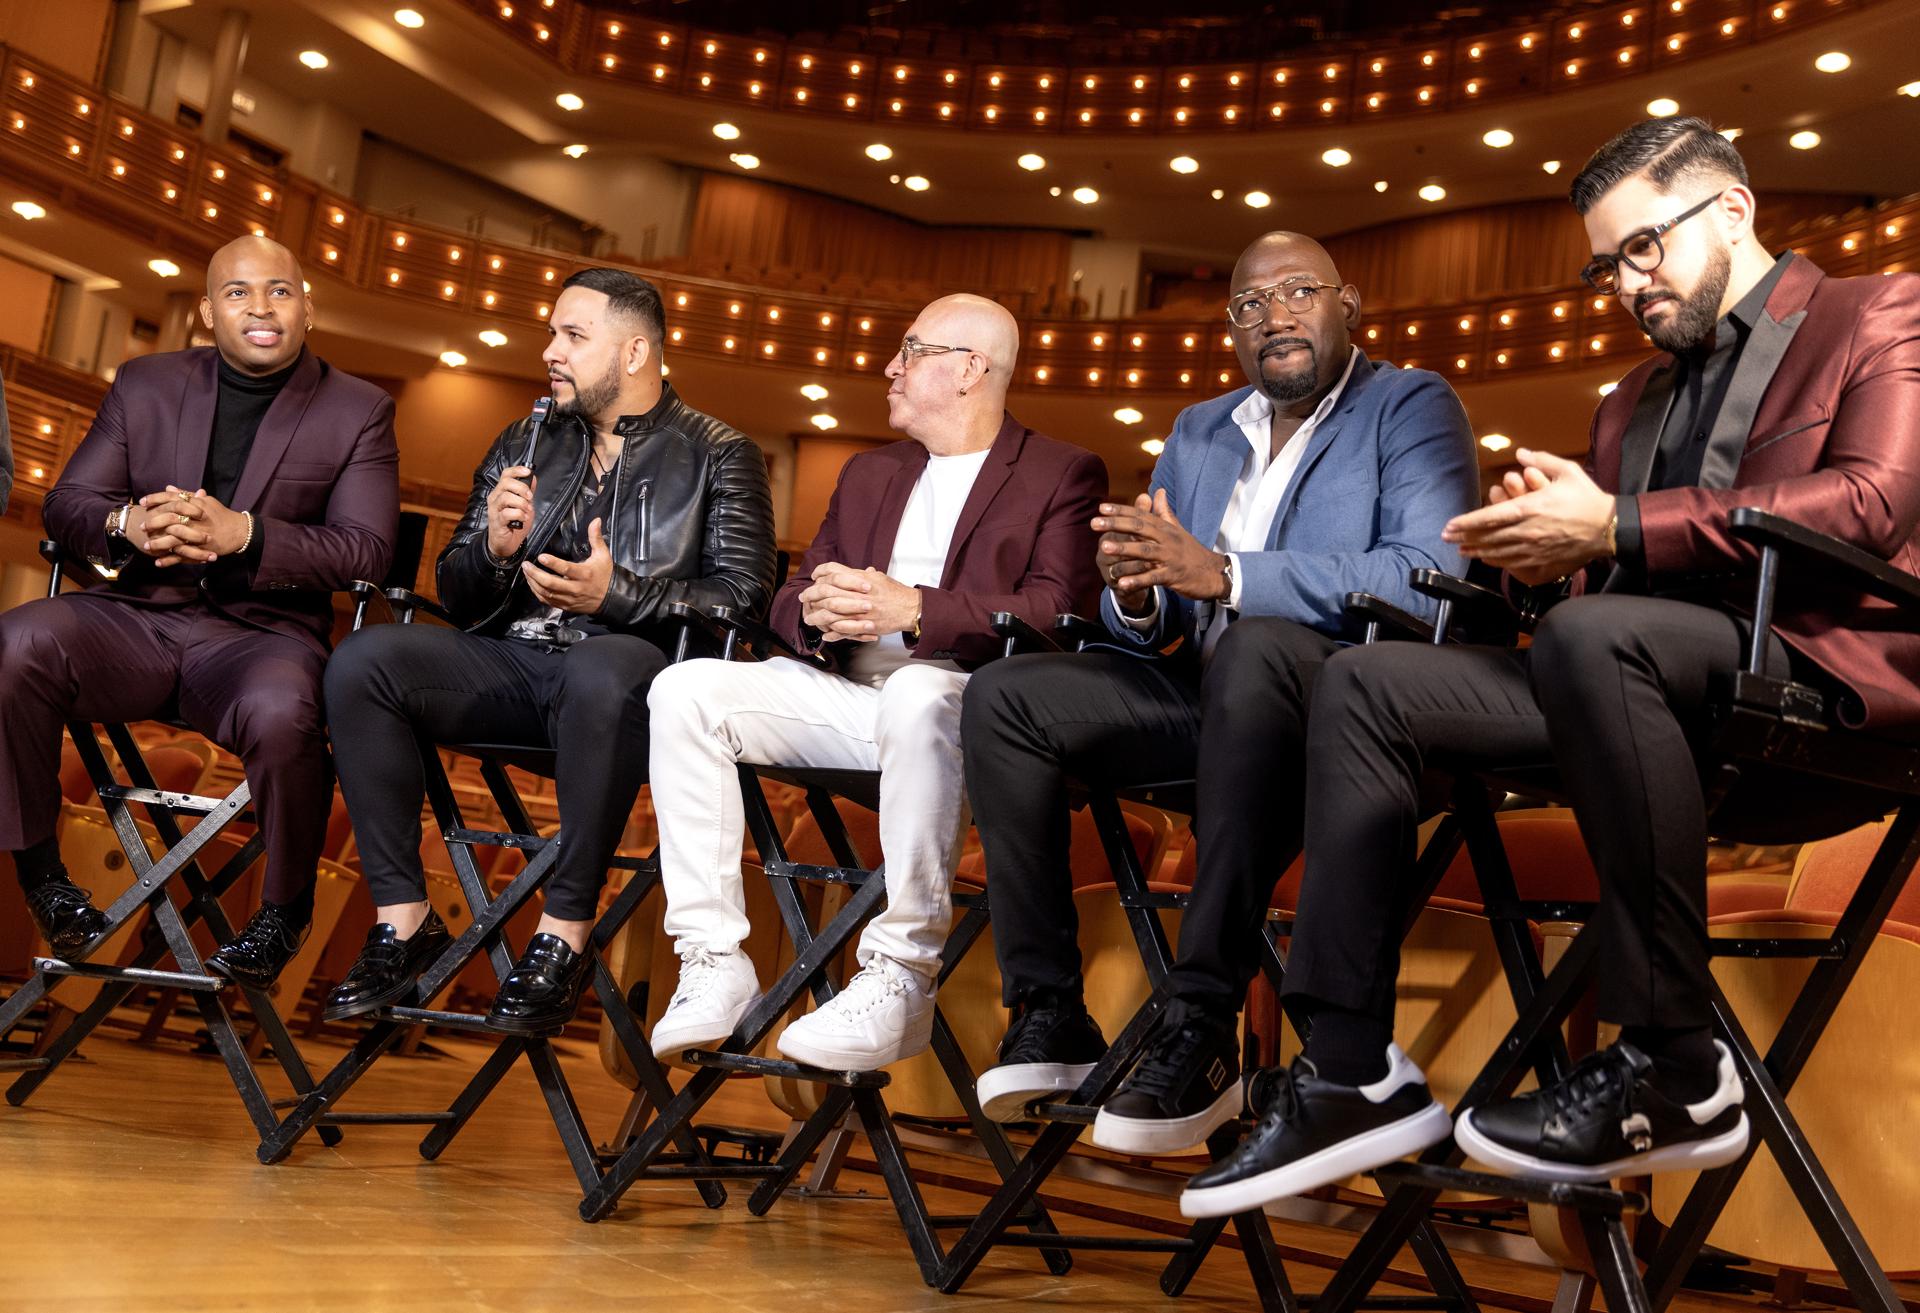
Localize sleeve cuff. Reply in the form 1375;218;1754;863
1612;495;1644;570
1118;587;1160;631
1226;553;1244;611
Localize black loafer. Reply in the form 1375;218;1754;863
322;910;452;1021
206;903;309;991
486;933;595;1035
24;876;110;959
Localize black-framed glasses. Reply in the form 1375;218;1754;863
1579;192;1722;295
896;335;985;370
1226;281;1342;329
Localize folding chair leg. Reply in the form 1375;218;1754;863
1550;1270;1598;1313
6;977;141;1105
1576;1213;1651;1313
1407;1219;1482;1313
849;1084;948;1285
418;1035;527;1159
802;1117;857;1196
749;1088;857;1213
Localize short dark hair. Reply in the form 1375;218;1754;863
1568;116;1750;214
559;266;666;344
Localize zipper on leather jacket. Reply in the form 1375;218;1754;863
636;476;653;563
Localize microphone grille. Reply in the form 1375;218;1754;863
530;396;552;421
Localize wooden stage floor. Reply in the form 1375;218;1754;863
0;1028;1904;1312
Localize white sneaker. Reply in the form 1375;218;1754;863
776;957;934;1071
650;947;760;1060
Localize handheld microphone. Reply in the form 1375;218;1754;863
506;395;552;532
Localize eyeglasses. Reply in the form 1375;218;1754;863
1226;282;1342;330
896;335;984;369
1579;192;1722;295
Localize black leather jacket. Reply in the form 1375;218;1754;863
437;382;777;639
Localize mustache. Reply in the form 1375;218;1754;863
1259;336;1313;358
1632;292;1675;319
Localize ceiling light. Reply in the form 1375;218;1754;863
1542;160;1563;175
1646;97;1679;116
562;143;587;158
147;258;180;277
1321;147;1352;166
1901;82;1920;98
393;8;425;27
1048;186;1062;197
1211;188;1227;200
1243;190;1272;208
478;330;509;347
801;384;829;401
1418;184;1446;201
730;153;761;169
904;175;930;191
1479;433;1512;452
1017;153;1047;171
865;143;893;161
10;200;46;220
1720;127;1743;140
1814;51;1852;73
810;413;839;430
1789;130;1821;150
1141;437;1166;456
1599;382;1618;396
555;92;584;111
1113;407;1144;424
1169;156;1199;174
1481;128;1514;148
1071;186;1099;204
298;50;329;70
439;351;467;367
712;122;741;140
1373;179;1389;192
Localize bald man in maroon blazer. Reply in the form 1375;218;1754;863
0;236;398;990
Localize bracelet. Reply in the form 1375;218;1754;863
237;511;256;555
1605;512;1619;558
907;590;923;644
1218;553;1235;602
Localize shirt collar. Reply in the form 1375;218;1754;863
612;379;678;435
1229;344;1359;433
1726;251;1791;334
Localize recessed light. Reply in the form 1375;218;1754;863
1320;147;1352;167
298;50;329;70
801;384;829;401
562;143;587;158
478;329;509;347
555;92;584;111
1211;188;1226;200
904;175;930;191
865;143;893;161
1048;186;1061;197
1720;127;1743;140
1140;437;1166;455
439;350;468;367
1479;433;1512;452
393;8;425;27
1072;186;1099;204
1372;179;1389;193
147;258;180;277
1481;128;1514;148
1814;51;1852;73
1646;97;1679;116
1418;184;1446;201
1901;82;1920;98
1599;382;1618;396
730;153;761;169
10;200;46;220
1169;156;1199;174
1244;190;1272;208
810;413;839;430
712;122;741;140
1017;153;1047;171
1542;159;1563;174
1789;130;1821;150
1113;407;1144;424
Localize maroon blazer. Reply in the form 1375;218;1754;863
771;412;1107;670
1585;254;1920;731
41;347;399;658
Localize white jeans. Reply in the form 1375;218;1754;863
647;655;971;980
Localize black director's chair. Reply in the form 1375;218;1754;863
255;587;730;1207
0;542;347;1144
1313;510;1920;1313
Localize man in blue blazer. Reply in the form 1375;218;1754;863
963;231;1479;1141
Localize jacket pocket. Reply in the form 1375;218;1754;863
274;461;338;482
1745;410;1829;457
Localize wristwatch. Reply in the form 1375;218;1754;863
104;502;134;541
1218;553;1236;603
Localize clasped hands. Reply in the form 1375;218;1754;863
1442;448;1616;586
1094;490;1229;615
799;563;921;643
130;486;252;567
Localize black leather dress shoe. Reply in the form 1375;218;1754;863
206;903;309;991
322;910;452;1021
24;876;110;959
486;933;594;1035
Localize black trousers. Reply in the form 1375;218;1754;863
325;624;667;922
963;617;1335;1010
1285;593;1792;1031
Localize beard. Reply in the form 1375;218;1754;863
1258;338;1319;402
552;361;622;421
1634;239;1732;354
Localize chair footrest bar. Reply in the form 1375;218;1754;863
982;1234;1196;1253
316;1111;460;1125
925;1213;1049;1228
1299;1297;1468;1309
96;785;228;814
32;957;225;992
1031;1101;1098;1124
624;1164;785;1179
0;1058;50;1071
681;1049;891;1087
1373;1162;1647;1216
379;1006;509;1035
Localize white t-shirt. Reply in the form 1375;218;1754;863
847;447;993;685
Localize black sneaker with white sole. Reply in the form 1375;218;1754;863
1179;1045;1451;1219
1454;1041;1748;1183
975;998;1107;1123
1091;1002;1242;1155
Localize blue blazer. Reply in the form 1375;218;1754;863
1101;349;1479;647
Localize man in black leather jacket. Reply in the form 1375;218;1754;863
321;267;777;1033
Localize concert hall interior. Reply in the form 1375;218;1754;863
1;0;1918;1309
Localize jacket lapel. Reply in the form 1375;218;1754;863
229;350;323;512
1184;406;1250;549
173;350;219;491
937;413;1023;589
1615;362;1678;496
1699;307;1806;489
865;442;929;570
1265;350;1373;544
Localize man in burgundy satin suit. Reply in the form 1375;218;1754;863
0;236;398;989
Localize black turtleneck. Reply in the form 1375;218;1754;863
209;352;300;504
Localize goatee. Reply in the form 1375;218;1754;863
1637;240;1732;354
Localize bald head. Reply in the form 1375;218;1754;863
1230;231;1342;294
1226;230;1361;411
200;236;311;375
885;293;1021;453
917;293;1021;381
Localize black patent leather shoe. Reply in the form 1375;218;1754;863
322;910;452;1021
24;875;110;959
486;933;594;1035
206;903;309;991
